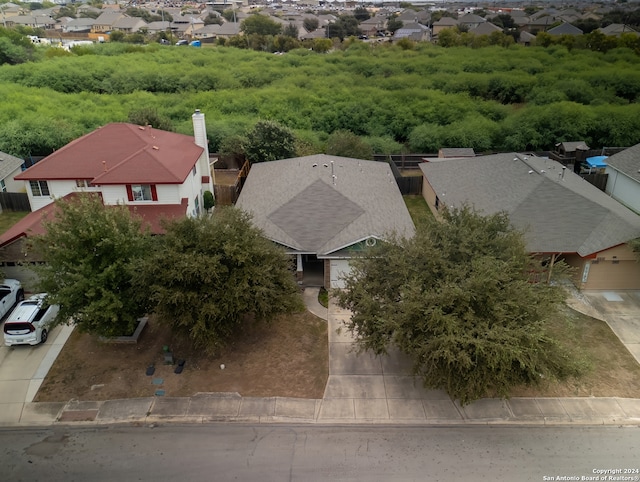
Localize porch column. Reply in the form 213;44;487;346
296;253;303;281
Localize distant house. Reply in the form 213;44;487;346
0;111;215;275
236;155;415;289
393;23;430;42
547;22;583;36
550;141;590;168
598;24;639;37
604;143;640;214
0;151;25;193
62;17;97;33
458;13;486;30
469;22;502;36
438;148;475;158
91;11;125;33
518;30;536;46
112;16;147;34
420;153;640;290
432;16;458;37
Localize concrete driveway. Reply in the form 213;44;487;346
579;291;640;364
0;324;73;424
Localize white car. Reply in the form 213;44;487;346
3;294;59;346
0;279;24;320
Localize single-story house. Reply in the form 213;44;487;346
605;142;640;215
420;153;640;290
236;155;415;289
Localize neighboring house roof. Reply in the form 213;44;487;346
236;155;415;256
439;148;475;158
112;16;147;31
469;22;502;35
0;151;24;180
547;22;583;36
393;23;430;41
15;123;203;185
0;193;188;248
519;31;536;43
420;153;640;256
558;141;589;152
458;13;486;25
604;142;640;182
599;23;639;37
434;17;458;26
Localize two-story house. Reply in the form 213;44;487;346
0;110;214;283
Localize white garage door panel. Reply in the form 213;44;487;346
330;260;352;289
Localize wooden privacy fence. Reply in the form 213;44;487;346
0;192;30;212
386;157;423;195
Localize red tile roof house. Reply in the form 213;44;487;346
0;110;214;288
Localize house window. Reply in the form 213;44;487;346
435;196;440;210
192;165;197;177
76;180;89;188
126;184;158;202
0;180;5;193
194;196;200;215
30;180;50;196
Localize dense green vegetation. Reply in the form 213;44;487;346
1;41;639;157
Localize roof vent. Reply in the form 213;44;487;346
152;146;159;150
138;126;145;130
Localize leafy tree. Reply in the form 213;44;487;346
335;14;360;38
109;30;125;42
0;27;34;65
325;130;373;160
244;120;297;163
30;194;152;337
303;17;319;32
55;5;77;19
222;9;236;22
128;107;174;131
204;13;223;26
241;14;282;36
312;37;332;52
203;190;215;211
134;208;303;353
387;16;403;34
220;134;248;167
283;23;299;39
335;205;584;405
353;7;370;22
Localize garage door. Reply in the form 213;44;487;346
330;260;352;289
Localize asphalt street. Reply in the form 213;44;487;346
1;424;639;482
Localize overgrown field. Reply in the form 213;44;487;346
2;42;639;156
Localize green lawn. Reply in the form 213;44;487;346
403;195;432;230
0;211;29;235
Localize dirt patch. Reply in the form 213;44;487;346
35;310;328;402
509;306;640;398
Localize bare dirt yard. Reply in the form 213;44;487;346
35;310;328;402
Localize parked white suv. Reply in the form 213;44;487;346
0;279;24;320
3;294;59;346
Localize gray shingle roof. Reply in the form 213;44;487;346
0;151;24;181
439;148;475;158
547;22;583;36
419;153;640;256
236;155;415;255
604;142;640;182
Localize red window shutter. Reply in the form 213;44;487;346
151;185;158;201
126;185;133;201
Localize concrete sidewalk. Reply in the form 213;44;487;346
2;289;640;427
6;393;640;427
